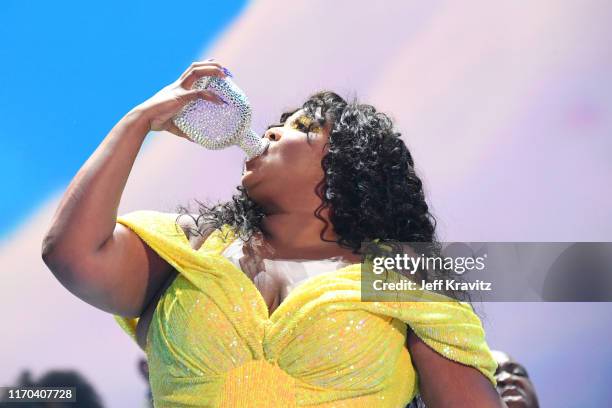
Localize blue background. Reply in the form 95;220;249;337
0;0;246;237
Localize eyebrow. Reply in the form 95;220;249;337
288;112;307;125
264;109;303;131
498;361;529;376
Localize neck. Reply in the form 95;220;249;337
254;211;359;262
261;211;335;251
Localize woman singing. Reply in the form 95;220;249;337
42;60;504;407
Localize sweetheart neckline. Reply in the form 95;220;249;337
140;225;363;352
143;257;363;353
179;226;364;321
214;252;362;321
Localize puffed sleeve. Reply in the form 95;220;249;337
110;210;197;344
356;291;498;387
110;210;237;344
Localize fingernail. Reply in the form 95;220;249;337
222;67;233;77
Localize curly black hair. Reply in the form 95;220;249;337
175;90;468;299
177;90;436;243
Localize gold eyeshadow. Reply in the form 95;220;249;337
292;115;322;133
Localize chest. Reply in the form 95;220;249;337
143;272;413;402
223;239;351;314
135;238;351;350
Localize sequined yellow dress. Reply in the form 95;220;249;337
114;211;497;408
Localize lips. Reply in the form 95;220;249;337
260;140;270;156
244;158;257;171
499;385;526;400
245;143;269;170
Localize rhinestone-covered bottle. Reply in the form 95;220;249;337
172;76;269;160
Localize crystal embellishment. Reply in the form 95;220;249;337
172;75;269;160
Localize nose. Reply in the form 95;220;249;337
495;371;513;388
264;128;281;142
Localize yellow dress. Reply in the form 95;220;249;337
113;210;497;407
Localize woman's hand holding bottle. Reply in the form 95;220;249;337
131;59;229;139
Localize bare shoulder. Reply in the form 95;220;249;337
175;212;217;251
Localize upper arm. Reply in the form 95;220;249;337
407;327;506;408
87;222;177;317
45;221;176;318
43;213;212;318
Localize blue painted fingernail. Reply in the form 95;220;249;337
223;67;233;77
